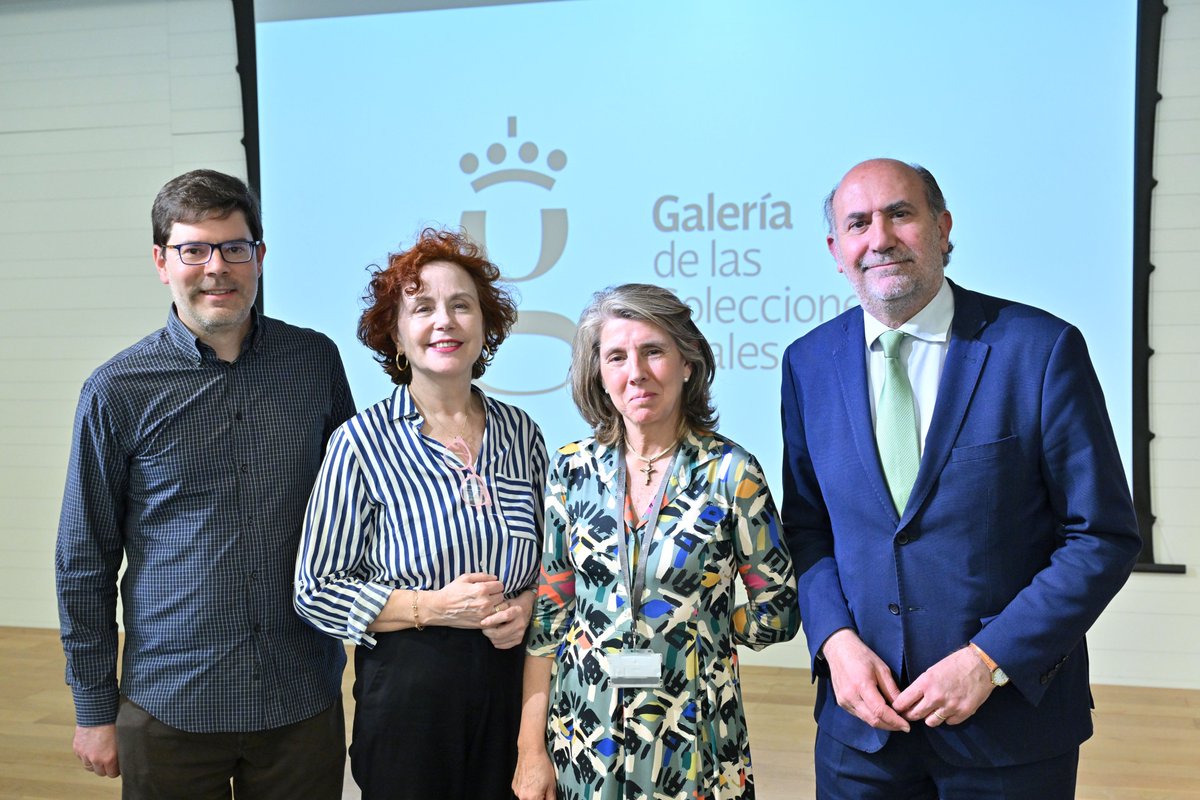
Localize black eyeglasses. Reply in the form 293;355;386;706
164;240;262;266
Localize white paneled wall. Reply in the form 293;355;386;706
1092;0;1200;689
0;0;245;627
0;0;1196;688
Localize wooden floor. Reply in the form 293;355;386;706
2;626;1197;799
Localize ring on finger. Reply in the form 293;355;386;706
933;710;948;721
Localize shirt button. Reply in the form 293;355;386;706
240;464;249;474
253;623;262;632
234;412;243;421
888;603;901;615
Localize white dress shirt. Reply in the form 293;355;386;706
862;278;955;456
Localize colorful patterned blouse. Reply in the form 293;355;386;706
528;430;799;800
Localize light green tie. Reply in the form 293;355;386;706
877;330;920;514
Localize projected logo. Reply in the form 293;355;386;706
459;117;576;396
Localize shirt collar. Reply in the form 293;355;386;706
863;278;954;350
390;383;499;459
391;383;420;422
390;382;492;420
165;305;262;364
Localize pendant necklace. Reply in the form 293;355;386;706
627;440;678;486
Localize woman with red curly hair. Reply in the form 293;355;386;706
294;228;548;799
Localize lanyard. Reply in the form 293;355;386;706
614;445;682;635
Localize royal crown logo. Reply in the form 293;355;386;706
459;116;568;192
460;117;575;396
460;116;568;283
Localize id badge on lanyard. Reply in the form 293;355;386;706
609;649;663;688
609;446;680;689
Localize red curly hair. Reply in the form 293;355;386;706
358;228;518;385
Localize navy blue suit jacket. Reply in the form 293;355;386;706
780;281;1140;767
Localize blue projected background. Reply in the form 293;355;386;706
256;0;1136;491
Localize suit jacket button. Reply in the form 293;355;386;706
896;533;910;545
888;603;900;615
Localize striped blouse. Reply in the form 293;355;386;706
294;384;548;647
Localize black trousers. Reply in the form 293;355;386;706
350;627;523;800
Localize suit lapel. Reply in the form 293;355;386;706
832;309;902;523
900;282;990;526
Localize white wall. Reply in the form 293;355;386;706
0;0;246;625
0;0;1196;688
1086;0;1200;689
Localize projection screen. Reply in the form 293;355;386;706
255;0;1137;492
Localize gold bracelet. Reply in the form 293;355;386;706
411;589;424;630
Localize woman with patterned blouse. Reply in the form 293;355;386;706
294;229;547;800
512;284;799;800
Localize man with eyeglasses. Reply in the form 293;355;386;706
55;169;356;798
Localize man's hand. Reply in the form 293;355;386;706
892;646;995;727
482;590;536;650
73;724;120;778
821;629;910;732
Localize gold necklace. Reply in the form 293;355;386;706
411;392;481;452
627;441;678;486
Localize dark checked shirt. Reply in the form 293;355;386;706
56;307;356;732
295;384;547;646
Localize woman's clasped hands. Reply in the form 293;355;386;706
430;572;534;649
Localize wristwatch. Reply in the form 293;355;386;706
968;642;1010;687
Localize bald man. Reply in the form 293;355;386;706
779;159;1140;798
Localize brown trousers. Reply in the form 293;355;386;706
115;696;345;800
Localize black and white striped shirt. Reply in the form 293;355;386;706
294;384;548;646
